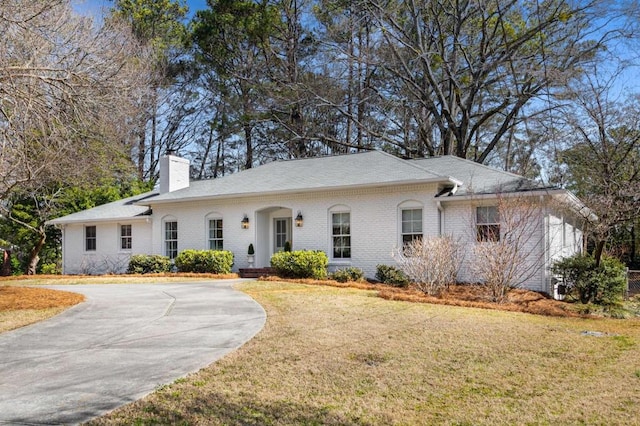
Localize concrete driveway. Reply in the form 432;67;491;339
0;280;266;425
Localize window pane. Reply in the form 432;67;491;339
477;206;499;224
165;222;178;258
85;226;96;251
208;219;223;251
401;208;422;241
332;213;351;259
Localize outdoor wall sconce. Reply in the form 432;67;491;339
295;211;304;227
241;215;250;229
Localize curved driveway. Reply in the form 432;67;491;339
0;280;265;425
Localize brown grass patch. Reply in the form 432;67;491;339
261;276;579;317
89;280;640;425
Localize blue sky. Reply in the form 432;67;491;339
73;0;209;18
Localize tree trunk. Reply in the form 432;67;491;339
593;239;606;267
26;229;46;275
1;250;11;276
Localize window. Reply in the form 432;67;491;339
120;224;132;250
476;206;500;242
165;221;178;259
85;226;96;251
332;212;351;259
401;208;423;244
208;219;223;250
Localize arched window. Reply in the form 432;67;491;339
329;205;351;259
162;215;178;259
398;200;424;245
206;213;223;250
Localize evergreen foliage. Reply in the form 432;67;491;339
174;249;234;274
127;254;172;274
270;250;328;279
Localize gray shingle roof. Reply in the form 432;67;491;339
48;151;552;224
147;150;454;203
411;156;551;196
47;191;156;225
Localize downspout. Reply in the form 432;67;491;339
436;201;444;236
542;197;551;295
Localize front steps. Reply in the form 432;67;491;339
239;267;274;279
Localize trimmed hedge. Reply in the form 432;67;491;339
174;249;234;274
331;267;365;283
375;264;410;287
270;250;328;279
127;254;172;274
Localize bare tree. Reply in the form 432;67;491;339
559;68;640;266
0;0;152;199
392;235;464;296
470;195;547;302
0;0;153;273
352;0;618;161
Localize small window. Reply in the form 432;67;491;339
332;212;351;259
401;208;423;244
165;221;178;259
120;224;132;250
85;226;96;251
476;206;500;242
208;219;223;250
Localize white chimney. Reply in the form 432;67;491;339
159;154;190;193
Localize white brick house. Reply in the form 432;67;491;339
48;151;585;295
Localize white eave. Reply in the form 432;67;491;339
138;176;461;206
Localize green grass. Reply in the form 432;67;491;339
87;280;640;425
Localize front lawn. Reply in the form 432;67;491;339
89;280;640;425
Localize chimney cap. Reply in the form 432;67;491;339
165;148;177;156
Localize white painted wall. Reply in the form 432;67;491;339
60;220;152;274
147;183;440;276
59;184;583;296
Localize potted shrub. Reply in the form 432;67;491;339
247;243;255;267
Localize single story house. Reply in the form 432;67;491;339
48;151;585;295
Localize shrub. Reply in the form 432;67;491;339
283;241;292;252
375;264;410;287
248;244;255;255
331;267;365;283
40;263;61;275
552;254;626;307
174;250;234;274
127;254;171;274
392;236;463;296
270;250;328;279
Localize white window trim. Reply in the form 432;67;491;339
206;216;224;251
163;216;178;259
85;225;97;252
476;205;500;242
328;205;351;262
398;200;424;246
119;224;132;252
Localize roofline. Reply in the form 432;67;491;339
139;176;460;206
413;155;528;180
436;187;595;218
47;214;151;226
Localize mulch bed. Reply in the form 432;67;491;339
0;286;85;310
260;276;582;318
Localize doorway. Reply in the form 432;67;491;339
274;217;291;252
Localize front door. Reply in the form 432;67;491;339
274;218;291;252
